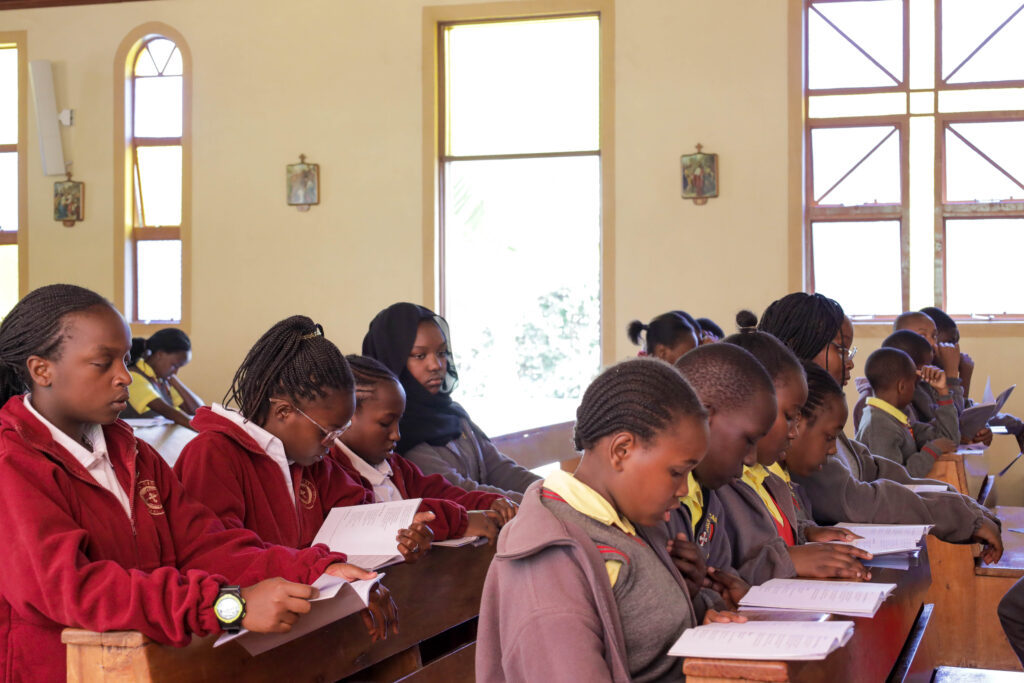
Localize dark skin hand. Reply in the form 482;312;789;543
489;498;518;525
788;543;873;580
705;566;750;611
666;534;706;600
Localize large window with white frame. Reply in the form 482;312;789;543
0;38;22;317
438;15;602;435
805;0;1024;319
126;35;185;324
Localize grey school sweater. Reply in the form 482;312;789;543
716;472;800;585
792;432;996;542
476;481;694;683
856;401;944;478
403;418;539;503
853;377;961;444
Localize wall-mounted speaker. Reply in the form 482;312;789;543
28;60;66;176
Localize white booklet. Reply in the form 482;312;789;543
901;484;948;494
214;573;382;655
961;383;1015;439
668;620;855;661
831;523;932;556
738;578;897;618
433;535;487;548
312;498;422;570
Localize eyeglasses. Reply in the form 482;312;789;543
830;341;858;361
269;398;351;447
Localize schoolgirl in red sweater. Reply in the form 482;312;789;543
175;316;434;562
332;356;518;543
0;285;396;683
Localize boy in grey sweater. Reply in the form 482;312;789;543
856;347;956;478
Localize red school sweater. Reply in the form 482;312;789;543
0;395;345;683
330;446;503;541
175;407;373;548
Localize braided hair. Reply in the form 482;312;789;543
573;358;706;451
800;360;844;424
129;328;191;366
345;354;399;407
626;311;696;354
0;284;112;405
223;316;354;424
724;311;805;385
757;292;845;361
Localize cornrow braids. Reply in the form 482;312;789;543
0;284;112;405
223;316;354;424
757;292;845;362
800;360;843;423
724;311;805;385
345;354;399;406
674;343;775;413
573;358;706;451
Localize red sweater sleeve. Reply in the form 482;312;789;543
154;442;344;586
393;455;503;510
0;442;223;646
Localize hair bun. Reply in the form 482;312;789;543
735;310;758;332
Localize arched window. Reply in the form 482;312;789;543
116;25;190;326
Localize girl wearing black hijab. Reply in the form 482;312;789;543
363;303;539;503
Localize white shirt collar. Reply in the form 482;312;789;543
211;403;295;504
24;395;108;469
335;439;393;485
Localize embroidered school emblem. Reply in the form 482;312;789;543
298;479;317;509
137;480;164;515
698;521;715;547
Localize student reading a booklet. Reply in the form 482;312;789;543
477;358;743;683
716;319;870;584
756;293;1003;562
331;355;515;544
175;316;435;563
662;343;776;618
0;286;394;682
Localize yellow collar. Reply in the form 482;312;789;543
740;464;784;525
866;396;909;426
543;469;636;537
134;356;158;381
679;471;703;534
767;461;791;486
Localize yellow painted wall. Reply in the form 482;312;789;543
4;0;1023;501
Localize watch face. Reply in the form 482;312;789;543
215;594;244;623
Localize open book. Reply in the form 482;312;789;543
214;573;382;655
312;499;421;570
739;578;897;618
960;383;1015;440
832;523;932;556
668;620;855;661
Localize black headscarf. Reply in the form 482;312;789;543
362;302;467;454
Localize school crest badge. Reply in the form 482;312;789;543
298;479;317;509
698;521;715;547
137;480;164;515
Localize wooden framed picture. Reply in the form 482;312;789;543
681;145;718;204
286;155;320;207
53;178;85;225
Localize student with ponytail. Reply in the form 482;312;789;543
123;328;203;428
757;292;1003;565
175;317;433;565
626;311;699;363
0;285;393;683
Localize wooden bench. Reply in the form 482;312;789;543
915;447;1024;671
63;542;496;682
682;557;935;682
491;420;580;472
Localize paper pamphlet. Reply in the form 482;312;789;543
961;384;1015;439
433;535;488;548
738;578;897;618
312;498;422;570
832;523;931;556
123;417;174;428
668;620;855;661
902;484;948;493
214;573;383;656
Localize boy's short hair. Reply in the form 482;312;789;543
893;311;934;332
882;330;933;368
674;343;774;411
920;306;956;335
864;347;917;394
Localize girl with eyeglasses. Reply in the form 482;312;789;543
362;302;537;505
174;316;434;567
755;292;1002;563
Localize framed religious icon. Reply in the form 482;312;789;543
286;154;320;209
54;172;85;226
681;144;718;205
